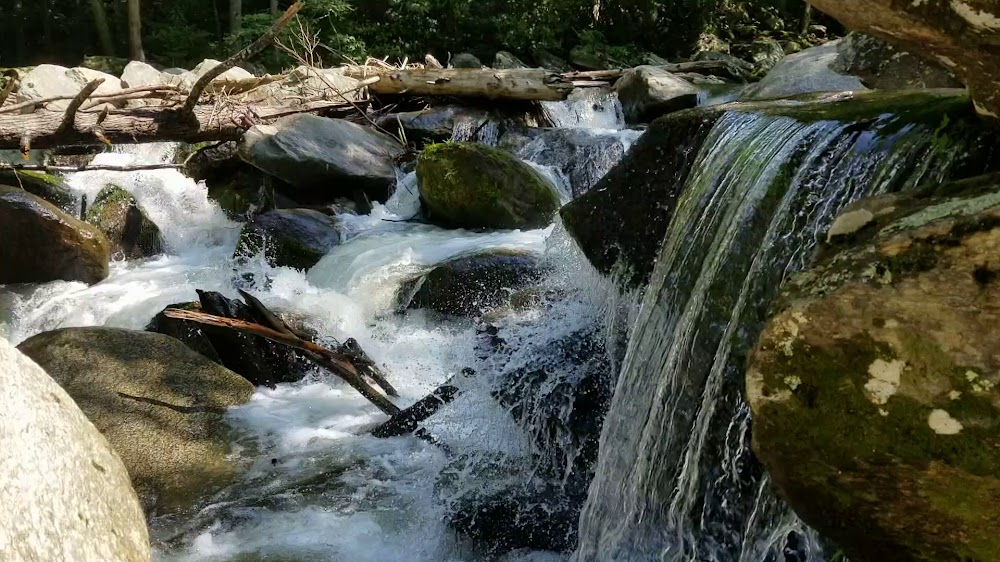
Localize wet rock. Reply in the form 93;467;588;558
742;40;865;100
613;65;699;124
14;64;124;112
532;49;573;72
181;141;292;219
85;184;163;260
451;53;482;69
0;169;75;212
17;327;254;514
148;292;310;388
238;114;404;201
417;142;560;230
494;51;528;69
1;337;150;562
397;251;542;317
748;173;1000;562
0;186;110;285
811;0;1000;119
747;38;785;78
832;32;962;91
375;105;492;144
81;55;129;77
234;208;341;271
517;128;632;197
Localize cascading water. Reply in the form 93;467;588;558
1;95;639;562
573;109;976;562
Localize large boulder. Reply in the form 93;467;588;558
518;128;636;198
238;115;404;201
234;208;341;270
811;0;1000;118
0;337;150;562
120;61;183;107
0;186;110;285
747;174;1000;562
742;40;866;100
417;142;560;230
15;64;124;112
831;32;963;91
397;251;542;317
84;184;163;260
17;327;255;514
179;59;255;93
450;53;482;69
0;169;75;212
613;66;699;123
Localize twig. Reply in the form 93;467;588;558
58;78;105;133
182;1;304;116
163;308;401;415
0;77;16;108
78;84;184;111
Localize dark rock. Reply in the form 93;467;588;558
613;66;699;123
0;185;110;285
17;327;254;514
0;169;75;212
832;32;963;90
238;115;404;202
532;49;573;72
234;209;341;271
416;143;560;230
451;53;482;69
145;301;222;363
375;105;492;144
519;128;633;198
397;251;542;317
494;51;527;69
85;184;163;260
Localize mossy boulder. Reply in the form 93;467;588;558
17;327;255;514
747;174;1000;562
0;169;75;212
85;184;163;260
417;143;560;230
234;208;341;271
397;250;542;317
0;185;110;285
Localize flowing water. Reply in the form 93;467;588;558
573;110;974;562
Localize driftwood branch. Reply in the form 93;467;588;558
342;66;575;100
59;78;104;133
182;1;304;115
163;307;401;416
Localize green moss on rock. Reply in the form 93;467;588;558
85;184;163;260
0;169;76;212
417;142;560;230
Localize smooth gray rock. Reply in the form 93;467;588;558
614;65;699;123
238;115;404;200
742;40;866;100
0;337;150;562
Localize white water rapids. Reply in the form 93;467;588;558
1;96;637;562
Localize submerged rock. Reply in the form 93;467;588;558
238;114;404;201
397;251;542;316
17;327;254;514
748;174;1000;562
417;142;560;230
85;184;163;260
742;40;866;100
0;337;150;562
234;208;341;271
614;66;699;124
832;32;962;91
0;169;75;212
811;0;1000;118
0;186;110;285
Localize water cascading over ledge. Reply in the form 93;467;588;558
568;90;1000;561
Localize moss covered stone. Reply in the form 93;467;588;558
417;142;560;230
748;175;1000;562
0;169;75;212
85;184;163;260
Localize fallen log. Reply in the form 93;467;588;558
371;384;459;438
163;308;401;416
342;66;574;101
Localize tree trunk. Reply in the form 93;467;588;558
90;0;116;56
229;0;243;34
126;0;145;61
270;0;279;17
341;67;575;101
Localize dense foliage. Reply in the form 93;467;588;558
2;0;822;71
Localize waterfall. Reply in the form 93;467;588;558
573;109;972;562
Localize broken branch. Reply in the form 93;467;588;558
59;78;105;133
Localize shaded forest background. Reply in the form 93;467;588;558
2;0;830;71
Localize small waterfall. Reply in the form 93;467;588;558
573;109;974;562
